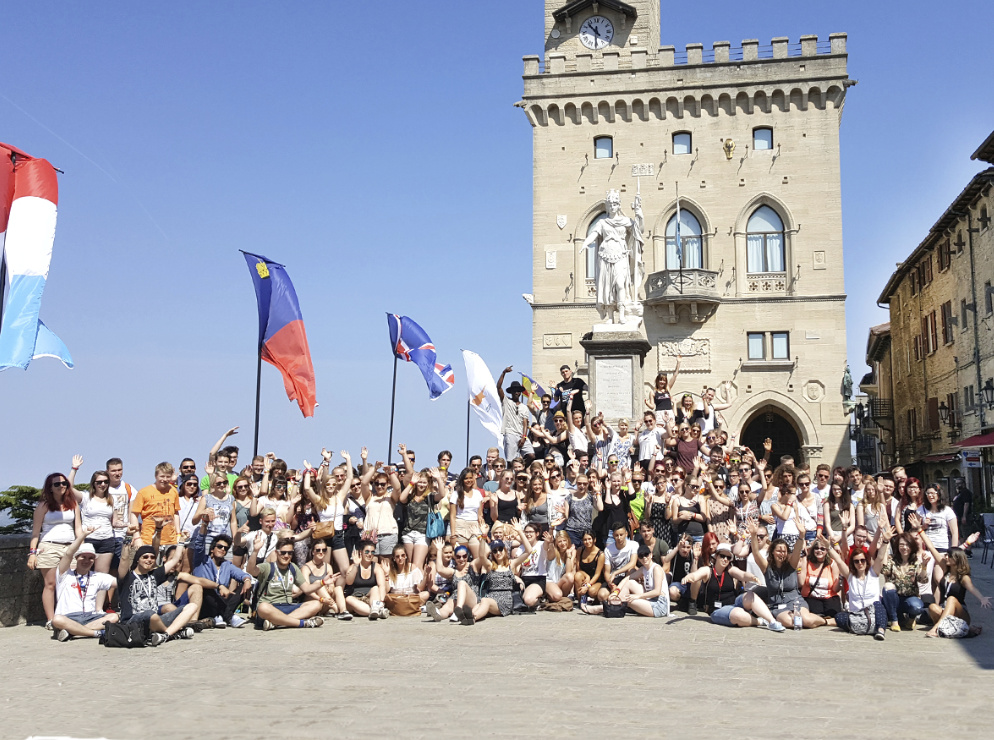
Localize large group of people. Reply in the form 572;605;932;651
25;366;990;645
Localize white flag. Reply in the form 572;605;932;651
462;349;503;443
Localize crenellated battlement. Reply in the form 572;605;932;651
524;34;846;76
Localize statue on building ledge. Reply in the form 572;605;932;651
582;189;644;329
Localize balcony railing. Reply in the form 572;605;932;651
643;268;720;323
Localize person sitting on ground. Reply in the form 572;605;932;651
830;524;890;640
52;527;119;642
598;544;670;618
880;531;929;632
451;539;520;625
545;530;576;602
301;539;346;619
247;532;329;630
516;522;557;608
384;544;429;615
153;542;214;633
680;541;781;630
572;530;605;606
916;519;989;638
801;534;843;624
748;519;824;629
117;539;198;645
334;539;390;621
663;535;700;612
594;523;639;605
191;533;252;628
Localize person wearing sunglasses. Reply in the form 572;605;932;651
247;533;327;630
334;540;389;620
66;459;117;576
51;526;119;642
831;524;889;640
800;534;841;625
451;538;520;625
191;534;252;627
681;541;780;629
586;544;670;618
117;539;197;645
175;473;202;547
360;463;403;565
27;471;82;628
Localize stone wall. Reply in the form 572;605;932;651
0;534;44;627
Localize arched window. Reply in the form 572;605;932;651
672;132;692;155
585;212;608;278
594;136;613;159
746;206;785;273
665;211;702;269
753;127;773;150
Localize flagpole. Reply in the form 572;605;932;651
387;355;398;467
465;399;471;467
0;255;7;328
253;342;262;458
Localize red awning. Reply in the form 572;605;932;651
953;431;994;448
922;453;961;463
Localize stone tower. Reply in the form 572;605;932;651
521;0;853;466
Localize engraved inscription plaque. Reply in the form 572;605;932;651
595;357;633;420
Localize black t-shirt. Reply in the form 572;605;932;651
952;489;972;520
119;565;168;621
555;378;587;416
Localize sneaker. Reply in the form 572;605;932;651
687;601;698;616
214;616;226;628
448;612;459;623
262;619;275;631
426;602;443;622
148;632;168;647
190;618;214;633
336;612;353;621
303;617;324;628
379;606;390;620
368;609;379;621
44;620;53;631
176;627;195;640
874;629;885;641
56;629;72;642
755;617;769;628
767;620;786;633
229;615;248;628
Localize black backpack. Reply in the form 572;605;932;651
101;620;148;648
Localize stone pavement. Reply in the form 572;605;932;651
2;562;992;740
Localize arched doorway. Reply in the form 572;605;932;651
741;406;802;467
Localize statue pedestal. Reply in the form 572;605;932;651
580;330;652;423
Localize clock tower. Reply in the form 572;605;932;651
521;1;854;468
544;1;659;59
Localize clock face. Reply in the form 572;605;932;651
579;15;614;50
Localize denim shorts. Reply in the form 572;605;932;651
375;533;399;556
61;611;107;625
84;537;117;555
670;581;689;598
710;594;747;627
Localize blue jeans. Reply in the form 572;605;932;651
881;589;925;624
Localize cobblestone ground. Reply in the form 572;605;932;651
2;564;992;739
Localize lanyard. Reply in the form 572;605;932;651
712;566;726;594
135;571;156;603
74;571;91;604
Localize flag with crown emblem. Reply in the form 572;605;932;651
462;349;502;442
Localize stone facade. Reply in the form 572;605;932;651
874;134;994;498
521;0;852;465
0;535;44;627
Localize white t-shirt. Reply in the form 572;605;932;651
80;491;115;541
108;481;137;537
548;487;568;529
450;489;485;521
693;403;717;433
606;539;639;573
389;567;423;594
55;568;115;615
917;506;956;550
846;569;881;611
637;428;665;460
520;541;549;577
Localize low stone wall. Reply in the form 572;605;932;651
0;534;45;627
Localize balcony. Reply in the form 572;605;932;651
643;268;720;324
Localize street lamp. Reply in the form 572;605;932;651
938;401;950;424
983;378;994;409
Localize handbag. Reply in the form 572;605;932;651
311;520;336;540
603;601;627;618
845;607;874;635
360;527;379;544
383;593;422;617
426;498;446;539
101;621;148;648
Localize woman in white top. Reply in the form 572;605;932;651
545;530;576;601
76;470;117;575
361;463;403;565
302;451;353;575
828;523;889;640
449;467;487;559
385;544;429;611
27;470;82;628
175;474;201;543
857;477;888;541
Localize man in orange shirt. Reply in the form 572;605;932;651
130;462;181;548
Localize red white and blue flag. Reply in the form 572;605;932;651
242;251;317;417
0;142;73;371
387;313;454;400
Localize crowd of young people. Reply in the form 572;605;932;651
24;368;990;645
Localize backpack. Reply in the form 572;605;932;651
101;620;148;648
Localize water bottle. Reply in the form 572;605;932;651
792;598;802;631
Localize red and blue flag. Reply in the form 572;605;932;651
387;313;454;400
242;251;316;417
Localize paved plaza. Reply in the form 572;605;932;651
2;563;992;739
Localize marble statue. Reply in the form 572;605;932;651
582;189;644;326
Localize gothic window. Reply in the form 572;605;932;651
664;210;703;269
746;205;785;273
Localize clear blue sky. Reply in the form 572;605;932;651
1;1;991;489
